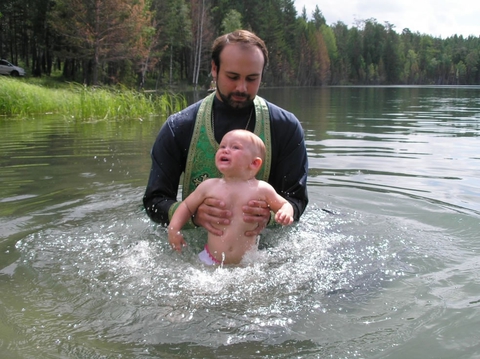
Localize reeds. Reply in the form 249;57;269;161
0;77;186;120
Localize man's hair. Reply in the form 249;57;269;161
211;30;269;74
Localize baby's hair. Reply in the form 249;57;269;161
227;129;265;161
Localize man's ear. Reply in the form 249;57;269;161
251;157;263;170
211;60;217;79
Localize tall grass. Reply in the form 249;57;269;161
0;77;186;120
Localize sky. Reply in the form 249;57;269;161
294;0;480;38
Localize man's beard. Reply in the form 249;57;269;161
217;87;254;109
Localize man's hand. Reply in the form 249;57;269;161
192;197;232;236
242;199;271;237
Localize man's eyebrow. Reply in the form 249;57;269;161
225;70;261;77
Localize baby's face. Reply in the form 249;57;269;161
216;133;254;173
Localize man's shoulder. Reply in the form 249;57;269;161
262;98;298;123
167;99;203;124
262;99;302;136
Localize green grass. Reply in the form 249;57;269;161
0;77;186;120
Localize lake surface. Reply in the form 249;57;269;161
1;86;479;358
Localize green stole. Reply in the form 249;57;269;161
168;92;271;222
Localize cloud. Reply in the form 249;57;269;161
295;0;480;38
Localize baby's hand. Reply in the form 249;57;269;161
168;230;187;252
275;211;293;226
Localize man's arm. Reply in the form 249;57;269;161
242;106;308;236
143;106;197;225
268;104;309;221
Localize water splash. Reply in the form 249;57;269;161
13;200;407;348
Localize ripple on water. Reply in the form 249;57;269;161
12;203;409;349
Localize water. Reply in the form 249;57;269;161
1;86;479;358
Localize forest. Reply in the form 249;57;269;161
1;0;479;89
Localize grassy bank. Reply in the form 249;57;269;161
0;77;186;120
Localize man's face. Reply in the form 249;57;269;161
211;43;264;109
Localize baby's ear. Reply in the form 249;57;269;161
251;157;263;170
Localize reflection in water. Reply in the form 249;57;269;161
280;86;480;215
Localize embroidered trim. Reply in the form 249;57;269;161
183;92;216;200
183;94;271;200
253;96;271;181
205;244;221;264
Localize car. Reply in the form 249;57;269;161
0;59;26;77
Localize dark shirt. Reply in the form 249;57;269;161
143;96;308;225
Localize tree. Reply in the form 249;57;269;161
331;21;351;84
300;6;307;22
159;0;192;85
456;60;467;84
4;0;480;87
247;0;291;85
383;23;400;84
191;0;214;89
404;49;419;83
347;27;365;83
320;23;337;81
464;49;478;84
295;19;330;86
362;19;385;67
221;9;242;33
0;0;25;63
50;0;155;85
315;29;330;85
130;0;158;89
312;5;325;28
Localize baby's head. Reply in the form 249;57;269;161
217;130;266;175
223;129;265;158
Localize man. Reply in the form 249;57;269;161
143;30;308;236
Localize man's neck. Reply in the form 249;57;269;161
214;96;253;116
212;97;255;142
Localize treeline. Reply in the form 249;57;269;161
1;0;479;88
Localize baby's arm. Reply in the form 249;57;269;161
274;202;294;225
168;201;191;251
261;182;294;226
168;181;210;251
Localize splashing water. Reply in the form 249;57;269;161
13;193;407;350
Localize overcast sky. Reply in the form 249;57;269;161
294;0;479;38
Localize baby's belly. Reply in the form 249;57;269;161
209;220;257;264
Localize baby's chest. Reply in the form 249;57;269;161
225;189;264;209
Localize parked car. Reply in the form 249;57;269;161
0;59;26;77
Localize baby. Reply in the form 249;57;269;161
168;129;294;265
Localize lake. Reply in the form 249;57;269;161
1;86;479;358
